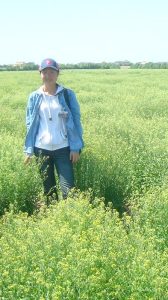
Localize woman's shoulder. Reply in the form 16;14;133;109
29;88;42;100
64;88;78;104
65;87;75;96
27;89;42;108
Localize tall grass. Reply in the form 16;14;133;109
0;69;168;298
0;191;167;299
1;70;168;213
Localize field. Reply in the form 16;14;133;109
0;69;168;299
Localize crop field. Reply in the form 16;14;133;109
0;69;168;299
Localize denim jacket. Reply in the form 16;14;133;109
24;85;84;155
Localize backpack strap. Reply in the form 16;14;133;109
63;88;70;109
63;88;82;154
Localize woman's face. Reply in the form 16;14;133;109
41;67;59;84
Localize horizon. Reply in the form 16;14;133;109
1;59;168;66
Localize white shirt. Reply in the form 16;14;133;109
35;93;69;150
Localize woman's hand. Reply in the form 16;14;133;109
70;151;80;163
24;155;31;165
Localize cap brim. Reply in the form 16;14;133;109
39;66;59;72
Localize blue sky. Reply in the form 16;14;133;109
0;0;168;64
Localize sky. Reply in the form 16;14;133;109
0;0;168;65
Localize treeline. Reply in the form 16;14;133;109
0;62;39;71
61;61;168;69
131;62;168;69
1;61;168;71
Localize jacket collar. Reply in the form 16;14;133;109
36;84;64;96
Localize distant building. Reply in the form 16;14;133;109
139;61;148;65
120;65;131;69
13;61;26;67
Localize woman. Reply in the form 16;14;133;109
24;58;84;201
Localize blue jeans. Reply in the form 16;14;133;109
34;146;74;199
